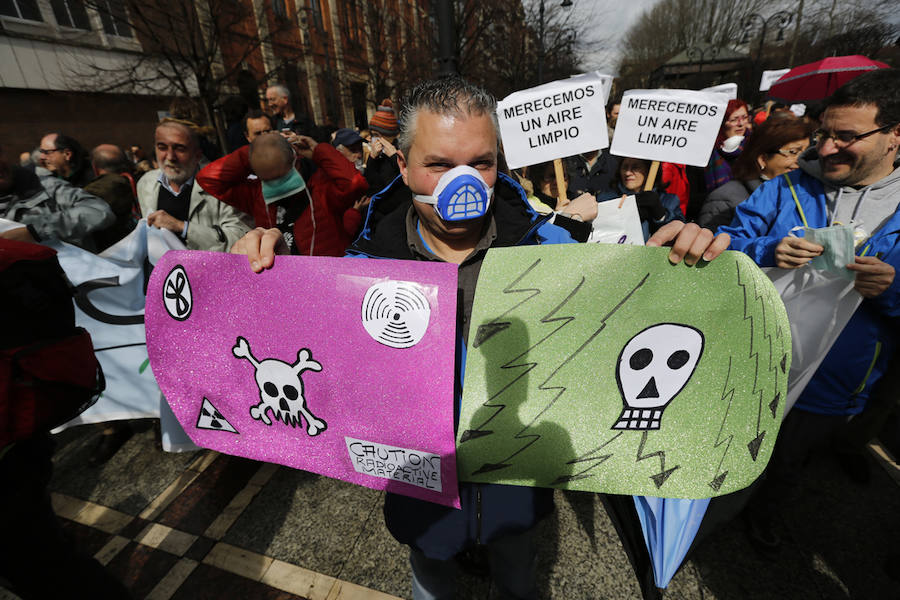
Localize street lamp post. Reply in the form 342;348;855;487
685;45;720;74
741;10;793;94
537;0;573;85
436;0;457;76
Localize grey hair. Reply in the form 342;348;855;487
248;132;294;166
156;118;201;151
397;77;499;157
268;84;290;100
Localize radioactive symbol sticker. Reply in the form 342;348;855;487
196;398;238;434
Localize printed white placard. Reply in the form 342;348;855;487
497;72;612;169
610;89;728;168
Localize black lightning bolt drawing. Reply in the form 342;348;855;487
735;262;787;462
709;356;735;491
551;432;624;485
464;273;651;482
472;259;542;348
636;431;680;489
460;275;586;450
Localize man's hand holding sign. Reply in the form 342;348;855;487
160;75;745;600
222;77;733;502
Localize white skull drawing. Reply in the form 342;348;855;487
232;337;326;436
611;323;704;430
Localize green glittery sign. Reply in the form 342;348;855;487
457;244;791;499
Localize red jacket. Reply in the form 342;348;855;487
660;162;690;216
197;144;368;256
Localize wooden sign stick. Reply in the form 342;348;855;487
644;160;660;191
553;158;568;208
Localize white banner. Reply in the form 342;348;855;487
610;89;728;168
49;221;185;428
497;72;611;169
701;82;738;100
764;267;862;413
0;217;23;233
760;68;790;91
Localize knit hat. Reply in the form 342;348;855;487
369;99;398;137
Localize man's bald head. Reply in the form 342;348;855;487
249;132;295;181
91;144;129;174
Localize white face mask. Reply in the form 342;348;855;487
721;135;744;153
790;224;856;279
412;165;494;222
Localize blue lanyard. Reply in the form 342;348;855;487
416;221;436;255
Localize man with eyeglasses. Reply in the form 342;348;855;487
39;133;94;188
721;68;900;551
0;143;114;249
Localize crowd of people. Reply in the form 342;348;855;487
2;66;899;599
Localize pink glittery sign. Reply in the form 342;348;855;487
146;251;460;508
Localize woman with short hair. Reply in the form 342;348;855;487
697;116;813;232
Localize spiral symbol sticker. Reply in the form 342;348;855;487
361;281;431;349
163;264;192;321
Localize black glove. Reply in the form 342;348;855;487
635;190;666;223
553;214;592;242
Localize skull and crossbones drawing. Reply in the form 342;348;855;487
232;336;327;436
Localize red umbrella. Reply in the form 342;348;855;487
768;55;890;102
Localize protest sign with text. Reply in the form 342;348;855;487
610;89;728;168
497;72;611;169
146;251;461;507
760;68;790;91
701;82;738;100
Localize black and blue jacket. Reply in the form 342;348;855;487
347;172;572;559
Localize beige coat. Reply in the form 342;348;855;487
137;169;252;251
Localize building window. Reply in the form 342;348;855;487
0;0;43;21
95;0;131;37
309;0;324;31
49;0;91;30
272;0;287;20
342;0;360;46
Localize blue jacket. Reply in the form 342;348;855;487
347;172;572;559
596;184;684;242
720;169;900;415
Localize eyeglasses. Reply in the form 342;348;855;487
726;114;750;124
38;148;62;155
774;147;805;158
813;123;896;148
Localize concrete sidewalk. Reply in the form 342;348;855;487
4;420;898;599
